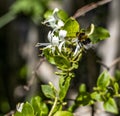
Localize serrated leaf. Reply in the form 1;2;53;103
104;98;118;114
63;18;79;37
22;102;34;116
97;71;110;89
57;10;68;22
53;111;73;116
54;55;71;69
89;26;110;43
59;77;71;101
30;96;48;116
41;85;55;99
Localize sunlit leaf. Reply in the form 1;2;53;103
63;18;79;37
114;82;119;95
91;92;102;101
104;98;118;114
22;102;34;116
44;10;53;19
30;96;48;116
89;26;110;43
57;10;68;22
53;111;73;116
97;71;110;89
79;84;86;93
14;111;22;116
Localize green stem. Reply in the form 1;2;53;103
48;97;58;116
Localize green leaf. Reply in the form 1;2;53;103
97;71;110;89
53;111;73;116
59;77;71;101
41;85;55;99
44;10;53;19
79;84;86;93
14;111;22;116
43;48;55;65
115;70;120;81
63;18;79;37
30;96;48;116
22;102;34;116
91;92;102;101
76;92;92;106
114;82;119;95
54;55;71;69
57;10;68;22
89;26;110;43
104;98;118;114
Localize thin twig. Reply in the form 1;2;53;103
73;0;112;18
97;60;110;70
97;57;120;70
109;57;120;68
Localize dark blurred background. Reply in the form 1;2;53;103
0;0;119;116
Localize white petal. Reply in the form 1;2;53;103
73;44;80;56
48;31;53;42
44;45;52;49
59;30;67;38
52;36;59;45
57;20;64;27
53;8;59;14
16;103;24;112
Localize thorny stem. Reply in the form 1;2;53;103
48;97;58;116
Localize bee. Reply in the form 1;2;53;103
76;32;91;45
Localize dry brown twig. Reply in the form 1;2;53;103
73;0;112;18
97;57;120;71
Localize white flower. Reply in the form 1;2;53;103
58;41;65;52
48;31;53;42
52;36;59;45
43;8;65;30
16;103;24;112
43;8;60;28
57;20;64;28
59;30;67;39
48;31;59;45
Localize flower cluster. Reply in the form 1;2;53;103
42;8;84;57
39;8;96;57
43;8;68;51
